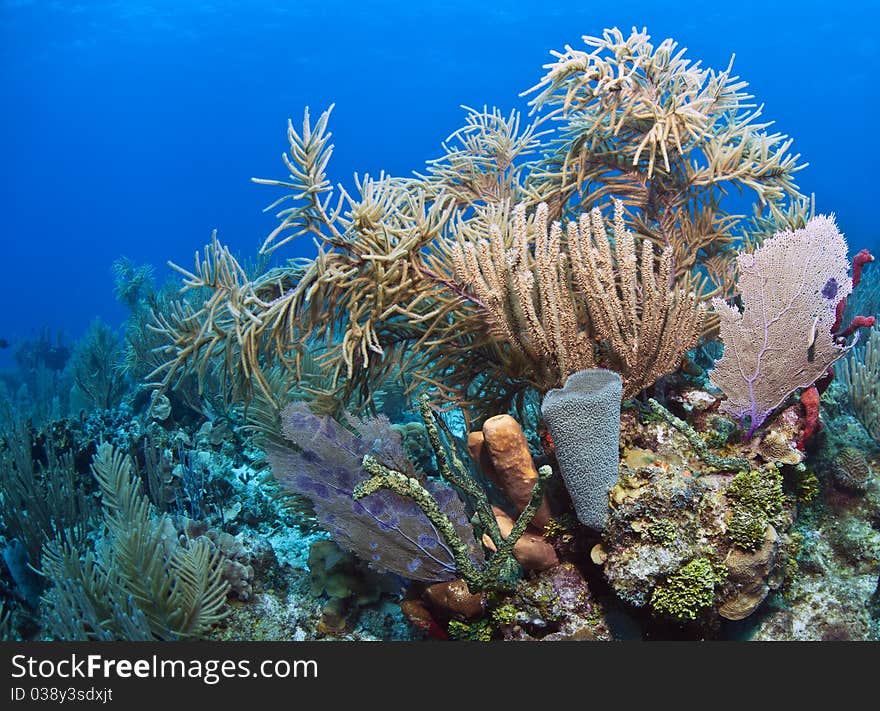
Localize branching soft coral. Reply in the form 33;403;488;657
146;27;806;421
40;444;228;640
452;199;706;397
523;26;809;297
149;108;535;418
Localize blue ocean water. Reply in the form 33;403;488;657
1;0;877;359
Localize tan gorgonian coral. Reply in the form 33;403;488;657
148;107;521;416
522;26;808;297
147;27;805;419
568;200;707;396
150;182;468;406
451;202;594;392
416;105;548;207
148;231;282;401
452;199;706;397
248;108;473;406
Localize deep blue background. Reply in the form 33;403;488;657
1;1;877;361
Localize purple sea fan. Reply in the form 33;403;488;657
266;402;483;582
708;215;855;436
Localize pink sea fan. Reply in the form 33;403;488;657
709;215;855;436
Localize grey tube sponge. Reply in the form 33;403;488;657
541;368;622;530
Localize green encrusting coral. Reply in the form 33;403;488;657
650;557;727;620
792;464;820;503
646;518;678;546
447;618;494;641
725;466;785;551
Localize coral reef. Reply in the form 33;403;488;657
2;25;877;643
524;27;808;296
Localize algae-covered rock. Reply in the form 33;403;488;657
495;563;613;641
603;464;706;608
600;456;792;628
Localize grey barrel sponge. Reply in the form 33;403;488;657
541;368;622;530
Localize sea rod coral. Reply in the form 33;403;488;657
840;326;880;443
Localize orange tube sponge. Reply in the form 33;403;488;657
470;415;551;531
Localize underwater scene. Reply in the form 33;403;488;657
1;1;879;643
